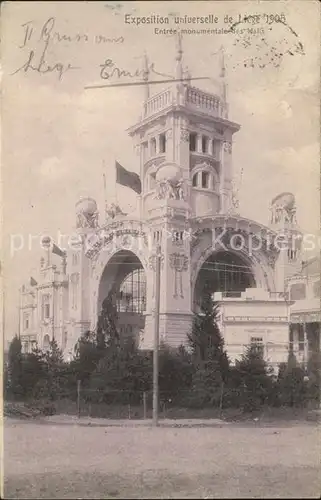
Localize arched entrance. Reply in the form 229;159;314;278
194;250;256;309
98;250;147;343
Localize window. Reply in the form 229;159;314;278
202;136;208;153
71;273;79;310
201;171;209;188
298;326;306;351
42;294;50;320
142;141;148;161
290;283;306;300
154;230;161;243
117;268;146;314
43;334;50;350
189;133;197;152
212;139;220;158
250;336;264;355
172;231;184;242
23;313;29;330
192;173;198;187
159;133;166;153
150;137;156;156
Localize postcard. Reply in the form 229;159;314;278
2;1;320;498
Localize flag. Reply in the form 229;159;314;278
116;161;141;194
52;243;66;258
30;277;38;287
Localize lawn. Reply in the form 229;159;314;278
4;418;320;499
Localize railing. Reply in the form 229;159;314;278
144;88;172;117
185;86;225;118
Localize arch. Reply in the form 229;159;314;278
191;163;219;191
97;249;148;343
43;334;50;350
193;250;256;309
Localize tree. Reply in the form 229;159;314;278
276;352;307;407
7;335;24;399
96;291;119;351
158;343;193;405
188;295;229;376
235;344;274;412
187;295;229;407
33;339;66;401
20;344;45;398
89;337;152;405
71;291;121;389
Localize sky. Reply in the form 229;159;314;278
1;1;320;342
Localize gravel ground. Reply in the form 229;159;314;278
4;418;320;498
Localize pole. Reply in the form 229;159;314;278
219;380;224;418
143;391;147;420
153;244;161;427
77;380;81;418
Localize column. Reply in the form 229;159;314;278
197;134;202;153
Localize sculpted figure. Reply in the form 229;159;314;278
106;203;126;219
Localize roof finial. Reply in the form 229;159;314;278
219;45;226;79
143;51;150;100
175;32;183;81
219;45;228;116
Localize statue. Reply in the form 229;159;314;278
155;178;186;201
176;179;186;200
105;203;127;219
76;210;99;229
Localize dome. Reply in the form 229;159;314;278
41;236;51;247
75;197;97;216
271;192;295;209
155;162;182;183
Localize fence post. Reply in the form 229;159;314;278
219;380;224;418
77;380;81;419
143;391;147;420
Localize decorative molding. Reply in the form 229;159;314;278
76;210;99;229
154;178;186;201
180;128;190;143
223;141;232;154
169;253;189;298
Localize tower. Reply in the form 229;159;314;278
269;192;302;294
126;36;241;348
66;197;99;355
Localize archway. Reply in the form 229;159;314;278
43;334;50;350
193;250;256;310
98;250;147;343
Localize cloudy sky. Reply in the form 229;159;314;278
2;1;320;342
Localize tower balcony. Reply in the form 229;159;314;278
142;85;227;120
143;88;173;118
185;86;227;119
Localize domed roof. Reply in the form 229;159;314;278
271;192;295;209
41;236;51;247
75;197;97;216
155;162;182;183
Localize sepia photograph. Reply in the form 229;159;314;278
1;1;320;498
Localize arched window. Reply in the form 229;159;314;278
192;173;198;187
150;138;156;156
117;268;146;314
43;334;50;350
202;136;209;153
189;132;197;152
159;133;166;153
201;171;209;188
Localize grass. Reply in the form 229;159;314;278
4;417;320;498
